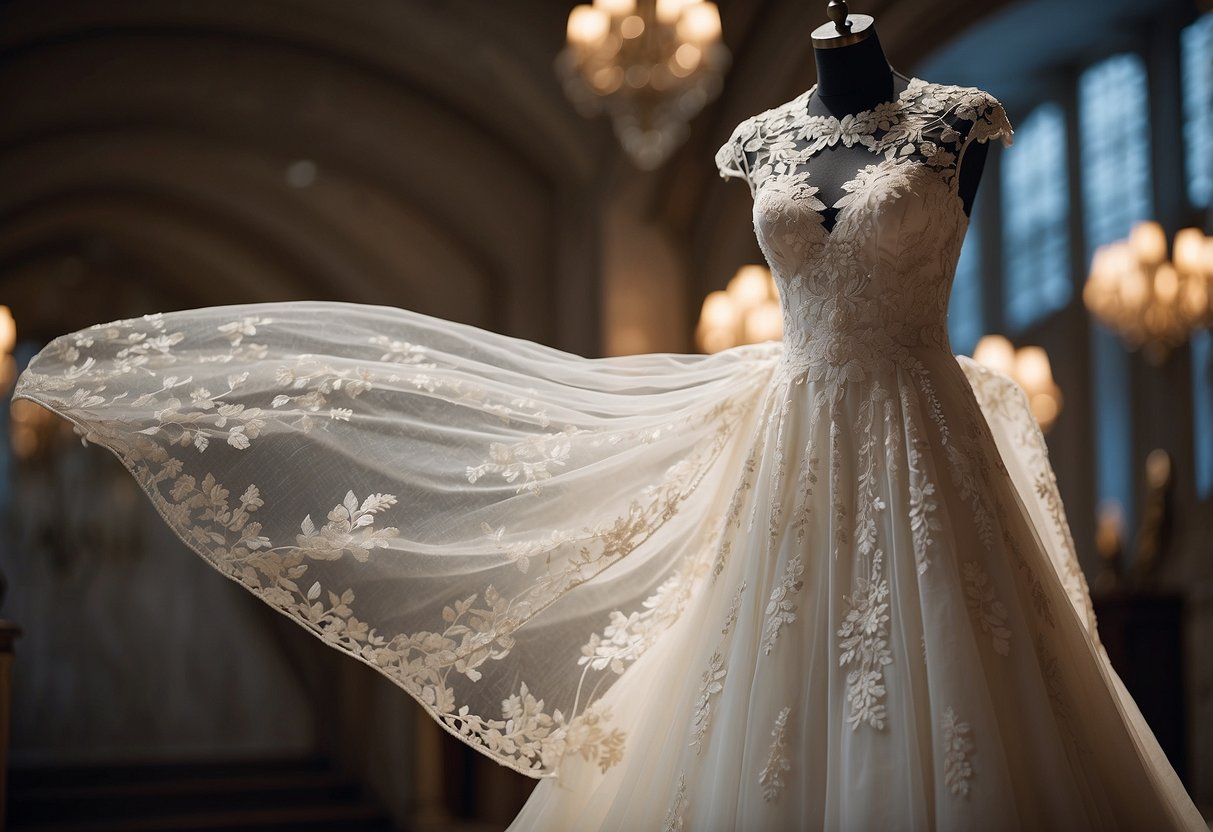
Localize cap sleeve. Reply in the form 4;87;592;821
959;89;1014;149
715;120;753;188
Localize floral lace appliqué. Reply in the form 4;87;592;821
838;549;892;731
762;555;805;655
758;706;793;802
941;706;974;797
962;561;1012;656
689;651;726;753
663;774;688;832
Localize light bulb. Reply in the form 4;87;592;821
1174;227;1205;275
1014;346;1053;396
1029;392;1060;431
656;0;695;24
673;42;701;72
1154;263;1179;304
726;265;772;312
700;290;738;330
972;334;1015;375
0;305;15;355
593;0;635;16
620;14;645;38
677;2;721;42
743;300;783;343
1129;220;1167;266
567;5;610;47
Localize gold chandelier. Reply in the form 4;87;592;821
558;0;729;170
1084;221;1213;364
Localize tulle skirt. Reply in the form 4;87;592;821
509;350;1204;831
12;301;1204;831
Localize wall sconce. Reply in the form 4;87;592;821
972;334;1063;432
1084;221;1213;364
695;265;782;352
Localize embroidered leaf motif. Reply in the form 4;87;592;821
722;580;747;636
941;706;974;797
761;556;804;654
689;651;726;753
295;490;399;562
579;545;729;677
466;430;575;495
962;561;1012;655
663;774;688;832
838;550;892;731
758;706;793;802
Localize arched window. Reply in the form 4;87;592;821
1184;14;1213;499
1081;54;1154;251
1182;13;1213;208
1000;103;1070;331
1080;52;1153;530
948;201;983;355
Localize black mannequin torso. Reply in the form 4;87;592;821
803;28;989;230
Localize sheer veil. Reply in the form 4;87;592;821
14;301;782;777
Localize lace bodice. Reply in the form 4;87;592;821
715;78;1012;379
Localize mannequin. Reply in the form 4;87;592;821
795;4;990;230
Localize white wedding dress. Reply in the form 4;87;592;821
14;78;1205;830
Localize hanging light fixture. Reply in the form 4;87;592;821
557;0;729;170
695;265;782;352
0;305;16;394
1084;221;1213;364
972;334;1064;433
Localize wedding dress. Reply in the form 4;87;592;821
13;78;1205;830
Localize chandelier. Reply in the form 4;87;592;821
971;335;1063;433
558;0;729;170
695;265;782;352
1084;221;1213;364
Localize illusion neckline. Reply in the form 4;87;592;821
800;154;971;243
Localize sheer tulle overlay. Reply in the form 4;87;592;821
13;76;1206;830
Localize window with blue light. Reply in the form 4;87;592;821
1081;54;1153;252
1080;53;1153;532
1194;330;1213;499
1182;13;1213;207
947;201;983;355
1001;103;1071;332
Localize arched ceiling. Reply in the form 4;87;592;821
0;0;610;350
0;0;1020;353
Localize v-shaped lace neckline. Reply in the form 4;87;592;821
781;79;952;236
806;154;970;242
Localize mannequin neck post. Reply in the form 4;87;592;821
811;31;896;116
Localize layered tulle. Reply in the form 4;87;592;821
508;350;1204;831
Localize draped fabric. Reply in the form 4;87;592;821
15;302;783;777
13;74;1206;830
